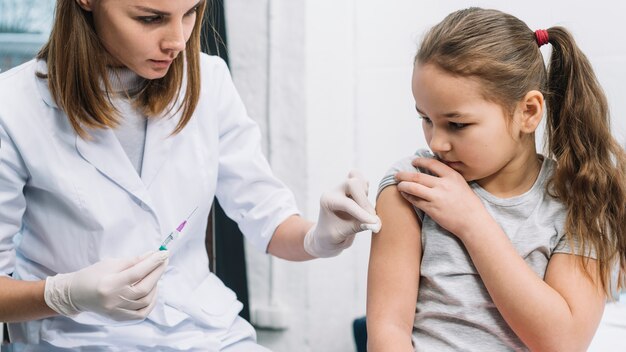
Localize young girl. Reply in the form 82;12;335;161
0;0;380;350
367;7;626;352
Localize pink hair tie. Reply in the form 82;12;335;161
535;29;549;47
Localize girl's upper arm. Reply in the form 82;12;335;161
544;253;606;346
367;185;422;335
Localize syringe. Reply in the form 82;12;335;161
159;206;198;251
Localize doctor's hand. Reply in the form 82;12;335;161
44;251;169;321
304;170;382;258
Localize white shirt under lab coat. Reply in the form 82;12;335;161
0;54;299;351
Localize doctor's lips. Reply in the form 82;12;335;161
149;59;173;69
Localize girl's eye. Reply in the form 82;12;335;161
449;122;468;130
419;115;432;124
138;16;163;24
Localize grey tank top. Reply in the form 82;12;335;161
378;149;585;351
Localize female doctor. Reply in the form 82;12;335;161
0;0;381;350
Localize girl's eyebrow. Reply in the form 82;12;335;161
133;0;203;16
416;106;464;118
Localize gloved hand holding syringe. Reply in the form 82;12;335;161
159;206;199;251
44;207;200;322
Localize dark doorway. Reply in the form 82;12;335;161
201;0;250;322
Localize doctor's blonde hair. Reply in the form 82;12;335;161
416;8;626;296
36;0;207;137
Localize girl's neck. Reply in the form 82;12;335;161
476;148;543;198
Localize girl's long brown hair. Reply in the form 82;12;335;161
416;7;626;296
36;0;207;137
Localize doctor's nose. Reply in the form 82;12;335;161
161;23;187;55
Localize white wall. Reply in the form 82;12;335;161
225;1;626;351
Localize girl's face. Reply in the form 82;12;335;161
81;0;203;79
412;63;530;185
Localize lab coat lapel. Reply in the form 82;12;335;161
35;60;58;109
75;128;154;209
141;113;178;188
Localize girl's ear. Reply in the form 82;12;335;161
518;90;544;133
76;0;94;11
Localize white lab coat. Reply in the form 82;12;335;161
0;54;299;351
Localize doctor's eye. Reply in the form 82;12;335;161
137;15;164;24
185;5;201;17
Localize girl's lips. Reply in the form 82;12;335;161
442;159;463;168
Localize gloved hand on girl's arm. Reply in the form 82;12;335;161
304;170;382;258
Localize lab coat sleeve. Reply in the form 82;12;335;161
0;122;28;277
211;57;300;252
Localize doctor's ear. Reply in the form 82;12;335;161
75;0;94;11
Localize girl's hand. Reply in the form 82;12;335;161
394;157;489;239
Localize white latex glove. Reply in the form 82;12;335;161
304;170;382;258
44;251;169;321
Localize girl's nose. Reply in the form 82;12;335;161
428;129;452;153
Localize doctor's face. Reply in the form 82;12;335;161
79;0;203;79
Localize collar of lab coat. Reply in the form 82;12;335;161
34;60;182;216
35;59;58;109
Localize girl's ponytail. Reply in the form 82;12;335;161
545;27;626;295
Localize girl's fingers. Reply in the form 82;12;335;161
394;171;439;188
397;180;433;201
411;157;455;177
